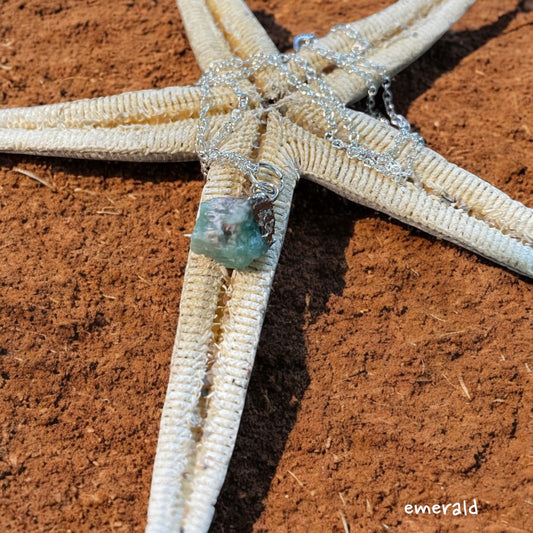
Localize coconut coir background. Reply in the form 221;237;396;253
0;0;532;531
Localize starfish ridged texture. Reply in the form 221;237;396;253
1;0;532;532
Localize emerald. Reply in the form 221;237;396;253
191;196;272;269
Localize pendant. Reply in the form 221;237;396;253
190;194;275;269
190;162;283;269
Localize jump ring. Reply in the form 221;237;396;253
249;162;284;202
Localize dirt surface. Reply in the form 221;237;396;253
0;1;532;532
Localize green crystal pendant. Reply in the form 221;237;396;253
190;196;274;269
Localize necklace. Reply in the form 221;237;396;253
190;26;425;269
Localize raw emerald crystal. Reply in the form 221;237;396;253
191;196;271;269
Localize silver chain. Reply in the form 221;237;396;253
195;26;425;194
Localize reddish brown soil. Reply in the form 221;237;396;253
0;1;532;532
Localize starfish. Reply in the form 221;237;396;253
1;0;531;531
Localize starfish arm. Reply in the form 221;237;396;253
200;0;278;58
0;121;198;162
0;85;205;129
284;113;533;278
297;0;476;104
146;111;298;532
145;252;230;532
176;0;278;70
176;0;235;70
0;84;254;161
177;0;287;100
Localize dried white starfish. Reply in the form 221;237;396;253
1;0;532;532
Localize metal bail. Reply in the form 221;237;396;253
249;162;284;203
